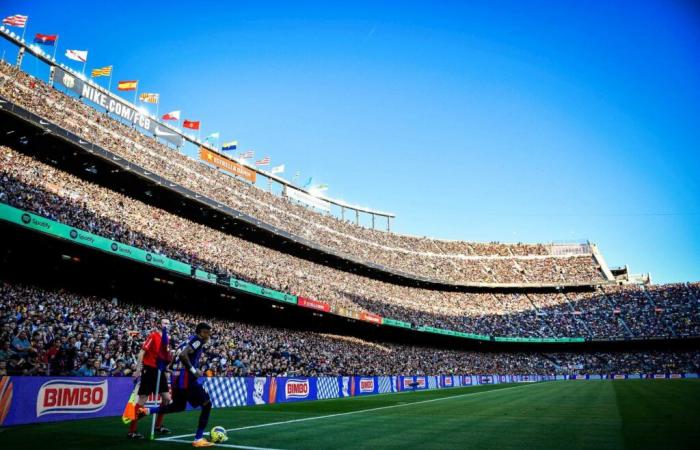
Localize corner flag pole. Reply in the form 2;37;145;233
149;371;161;440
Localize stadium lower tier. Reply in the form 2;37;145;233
0;282;699;377
0;60;606;285
1;145;699;340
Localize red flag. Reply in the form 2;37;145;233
162;110;180;121
183;120;200;130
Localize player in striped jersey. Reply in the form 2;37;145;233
136;322;214;448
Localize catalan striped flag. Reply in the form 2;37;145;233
139;93;160;104
2;14;28;28
117;80;138;91
240;150;254;159
91;66;112;77
255;156;271;166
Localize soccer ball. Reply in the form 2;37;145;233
210;426;228;443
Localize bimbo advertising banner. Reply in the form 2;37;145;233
2;373;690;426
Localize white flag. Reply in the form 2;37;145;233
65;49;88;62
271;164;285;174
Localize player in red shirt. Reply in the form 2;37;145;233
127;318;172;439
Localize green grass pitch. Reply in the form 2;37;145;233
1;380;699;449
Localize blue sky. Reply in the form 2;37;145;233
2;1;699;283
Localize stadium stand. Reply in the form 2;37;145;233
1;145;699;340
1;282;699;377
0;60;607;286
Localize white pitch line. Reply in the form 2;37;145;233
159;382;539;443
156;438;284;450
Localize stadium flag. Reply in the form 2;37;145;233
118;80;138;91
292;171;300;183
162;110;180;121
316;183;329;192
139;93;160;104
91;65;112;77
271;164;285;174
222;140;238;151
183;120;200;130
4;14;29;41
2;14;28;29
205;132;220;141
92;65;113;90
240;150;254;159
255;156;271;166
3;14;29;43
303;177;313;188
33;33;57;45
65;49;88;62
65;49;88;74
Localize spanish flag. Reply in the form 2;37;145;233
117;80;138;91
91;66;112;77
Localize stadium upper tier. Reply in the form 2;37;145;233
1;282;699;377
0;61;611;287
2;145;699;340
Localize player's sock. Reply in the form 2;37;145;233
129;417;139;433
194;402;212;440
156;413;165;428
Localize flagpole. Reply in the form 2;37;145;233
149;370;161;440
134;83;138;105
108;70;112;91
82;59;86;75
52;35;59;61
21;18;28;42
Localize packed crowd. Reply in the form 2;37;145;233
2;283;698;378
0;61;605;285
2;145;699;340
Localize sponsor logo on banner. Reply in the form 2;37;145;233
463;376;472;385
403;378;414;389
36;379;107;417
614;374;626;380
285;379;310;399
575;375;587;380
444;377;453;387
417;377;426;388
669;374;682;379
199;147;256;183
297;297;331;312
359;312;382;324
359;378;375;393
145;388;171;407
341;377;350;397
653;374;667;379
253;377;267;405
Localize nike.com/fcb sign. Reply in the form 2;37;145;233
52;67;184;147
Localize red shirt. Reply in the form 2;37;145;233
141;331;162;368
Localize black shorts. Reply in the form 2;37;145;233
172;382;210;408
138;366;169;395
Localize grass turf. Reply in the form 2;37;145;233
0;380;698;449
